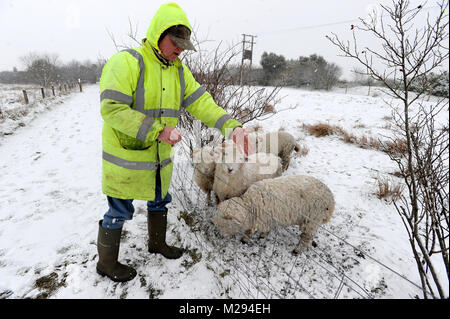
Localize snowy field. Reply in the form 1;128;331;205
0;84;448;299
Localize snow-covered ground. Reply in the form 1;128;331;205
0;84;448;299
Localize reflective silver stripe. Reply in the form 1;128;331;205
160;158;173;169
214;114;232;130
160;108;180;118
144;108;180;118
100;90;133;105
178;66;185;109
103;151;159;170
183;86;206;109
136;116;155;142
122;49;145;112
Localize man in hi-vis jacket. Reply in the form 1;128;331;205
97;2;252;282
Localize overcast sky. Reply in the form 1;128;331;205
0;0;445;79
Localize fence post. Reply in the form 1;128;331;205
52;86;55;96
41;88;45;99
22;90;29;104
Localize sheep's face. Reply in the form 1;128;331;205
214;198;251;236
216;143;246;175
192;147;218;175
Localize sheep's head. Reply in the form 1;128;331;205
216;142;246;175
213;197;252;236
192;146;218;175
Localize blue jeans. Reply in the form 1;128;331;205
101;169;172;230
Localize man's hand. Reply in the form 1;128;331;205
231;127;253;156
158;126;182;146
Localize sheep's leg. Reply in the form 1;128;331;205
293;223;317;254
280;154;290;171
241;229;253;244
294;235;312;255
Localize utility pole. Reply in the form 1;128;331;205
240;34;257;86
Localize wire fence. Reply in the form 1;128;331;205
169;140;432;299
0;82;82;106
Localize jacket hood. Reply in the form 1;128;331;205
146;2;192;52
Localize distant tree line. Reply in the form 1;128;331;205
248;52;343;91
240;51;448;96
0;52;106;86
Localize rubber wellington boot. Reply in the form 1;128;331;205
96;220;137;282
147;209;184;259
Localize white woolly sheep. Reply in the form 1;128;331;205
249;131;301;171
212;175;335;254
192;146;218;206
212;143;282;204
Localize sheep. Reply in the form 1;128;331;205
212;175;335;254
249;131;301;171
192;146;219;206
212;143;282;204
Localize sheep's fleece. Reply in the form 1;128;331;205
212;148;282;203
249;131;301;171
213;175;335;253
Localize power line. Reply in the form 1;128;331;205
255;5;441;35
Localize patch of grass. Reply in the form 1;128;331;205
302;121;409;156
34;272;67;299
178;210;196;228
148;285;162;299
302;123;339;137
181;248;202;270
375;176;404;202
381;139;408;156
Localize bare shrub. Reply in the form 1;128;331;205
328;0;449;298
179;31;285;150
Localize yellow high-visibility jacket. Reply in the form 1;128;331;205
99;3;241;200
